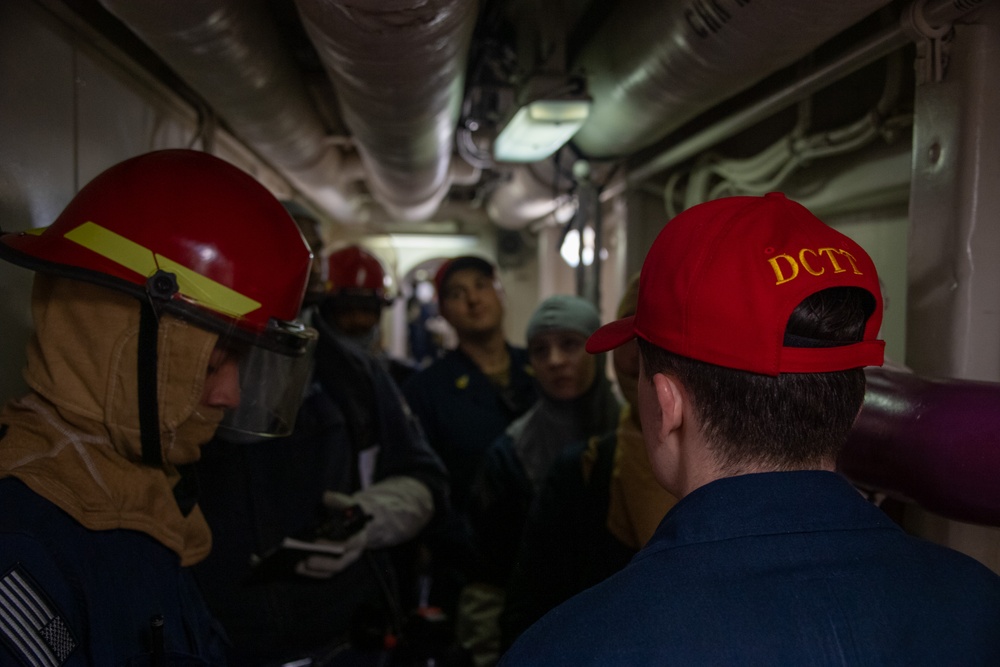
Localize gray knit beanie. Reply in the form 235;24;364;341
526;294;601;343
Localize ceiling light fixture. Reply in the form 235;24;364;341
493;77;591;163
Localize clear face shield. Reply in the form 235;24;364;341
133;267;318;442
214;318;318;439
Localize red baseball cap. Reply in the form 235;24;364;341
586;192;885;375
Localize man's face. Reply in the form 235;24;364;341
331;306;381;339
438;268;504;337
528;330;596;401
200;345;241;412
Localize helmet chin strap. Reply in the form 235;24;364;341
137;274;199;516
137;298;163;468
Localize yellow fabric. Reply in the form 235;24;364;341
455;582;504;667
617;272;641;319
606;406;678;550
0;275;222;565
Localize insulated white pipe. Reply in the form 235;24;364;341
601;0;986;199
490;0;894;229
293;0;479;221
573;0;893;159
97;0;364;222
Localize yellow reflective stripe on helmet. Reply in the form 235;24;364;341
155;254;261;318
65;221;157;276
64;221;262;318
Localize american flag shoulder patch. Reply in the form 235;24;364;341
0;565;78;666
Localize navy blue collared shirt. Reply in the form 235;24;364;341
502;471;1000;666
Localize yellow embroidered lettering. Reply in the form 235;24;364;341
836;248;863;275
769;247;864;285
768;254;799;285
798;248;824;277
816;248;846;273
816;247;865;275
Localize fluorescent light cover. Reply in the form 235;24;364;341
366;233;480;251
494;99;591;162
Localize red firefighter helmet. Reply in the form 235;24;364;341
322;244;392;303
0;149;310;339
0;149;317;437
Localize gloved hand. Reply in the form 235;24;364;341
294;524;368;579
324;476;434;549
293;476;434;579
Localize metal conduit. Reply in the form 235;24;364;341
488;0;892;228
573;0;893;159
603;0;987;201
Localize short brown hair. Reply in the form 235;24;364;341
639;287;869;472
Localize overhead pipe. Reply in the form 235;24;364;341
601;0;987;200
486;164;574;230
679;49;908;207
488;0;894;226
97;0;366;223
613;22;910;199
571;0;893;160
293;0;479;221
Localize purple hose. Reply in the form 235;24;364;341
838;367;1000;527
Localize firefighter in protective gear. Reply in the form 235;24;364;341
194;222;448;664
320;244;392;350
316;243;417;386
324;244;392;301
0;149;316;666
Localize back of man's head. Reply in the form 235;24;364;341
637;288;870;472
587;193;885;472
